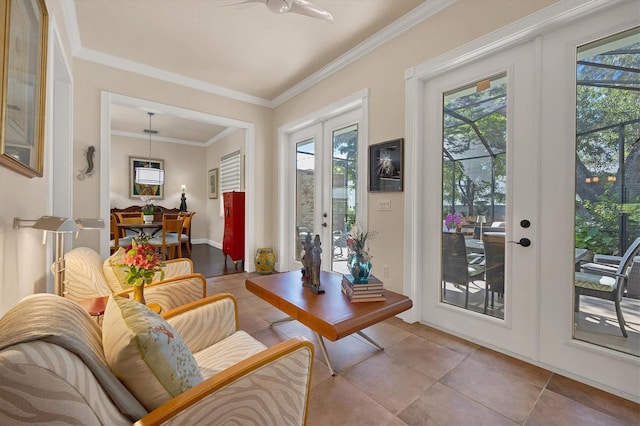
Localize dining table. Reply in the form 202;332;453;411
117;221;163;237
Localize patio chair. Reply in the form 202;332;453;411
575;237;640;338
482;233;505;314
442;232;484;309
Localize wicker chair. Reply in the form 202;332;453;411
442;232;484;309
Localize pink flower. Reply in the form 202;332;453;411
120;241;165;286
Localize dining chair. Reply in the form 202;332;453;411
482;233;505;314
442;232;484;309
109;214;133;253
177;212;196;256
149;215;184;260
575;237;640;338
114;212;144;238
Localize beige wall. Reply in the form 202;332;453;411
272;0;558;294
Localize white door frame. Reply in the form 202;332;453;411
278;90;369;272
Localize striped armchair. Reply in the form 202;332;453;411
63;247;207;313
0;293;314;425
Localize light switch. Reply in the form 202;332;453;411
378;200;391;211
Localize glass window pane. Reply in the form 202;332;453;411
441;73;507;318
296;139;315;261
573;27;640;356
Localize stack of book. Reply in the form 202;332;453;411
341;274;385;303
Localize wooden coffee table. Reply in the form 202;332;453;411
245;270;412;375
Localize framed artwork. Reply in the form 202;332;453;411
208;168;218;199
369;138;404;192
0;0;48;177
129;156;164;199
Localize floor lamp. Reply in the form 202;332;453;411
14;216;104;296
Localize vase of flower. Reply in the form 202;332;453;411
349;255;372;283
133;284;146;305
346;224;377;284
143;214;154;224
119;241;165;304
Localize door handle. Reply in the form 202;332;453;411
322;223;328;228
515;238;531;247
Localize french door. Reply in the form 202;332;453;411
422;40;540;358
285;108;364;273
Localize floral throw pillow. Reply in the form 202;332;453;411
102;295;203;411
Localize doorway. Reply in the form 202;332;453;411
99;92;256;271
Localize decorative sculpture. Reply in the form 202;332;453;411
301;233;324;294
300;233;313;283
76;146;96;181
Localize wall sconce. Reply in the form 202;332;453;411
607;175;617;182
14;216;104;297
179;184;188;212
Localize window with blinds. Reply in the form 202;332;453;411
219;150;241;215
220;150;241;194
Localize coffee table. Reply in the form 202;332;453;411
245;270;413;375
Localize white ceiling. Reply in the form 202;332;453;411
67;0;445;145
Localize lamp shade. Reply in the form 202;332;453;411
135;167;165;185
32;216;79;233
476;215;487;224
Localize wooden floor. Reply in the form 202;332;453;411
190;244;245;277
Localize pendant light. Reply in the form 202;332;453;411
135;112;165;185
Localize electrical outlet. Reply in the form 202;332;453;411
382;264;389;277
378;200;391;211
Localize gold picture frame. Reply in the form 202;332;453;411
0;0;48;178
208;168;218;199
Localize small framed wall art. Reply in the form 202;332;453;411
208;168;218;199
369;138;403;192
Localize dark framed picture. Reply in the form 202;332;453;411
129;156;164;199
369;138;403;192
208;168;218;199
0;0;48;178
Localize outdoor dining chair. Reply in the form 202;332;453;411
575;237;640;337
442;232;484;309
482;233;505;314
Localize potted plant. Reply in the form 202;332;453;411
141;196;155;223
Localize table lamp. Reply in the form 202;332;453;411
180;184;188;212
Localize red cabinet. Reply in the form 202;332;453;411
222;191;245;264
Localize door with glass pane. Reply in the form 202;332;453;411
291;110;361;273
422;41;540;356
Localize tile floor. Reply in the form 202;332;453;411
206;272;640;426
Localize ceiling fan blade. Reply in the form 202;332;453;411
290;0;334;22
220;0;265;8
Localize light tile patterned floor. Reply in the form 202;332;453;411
206;273;639;425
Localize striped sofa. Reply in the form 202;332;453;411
0;293;314;425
